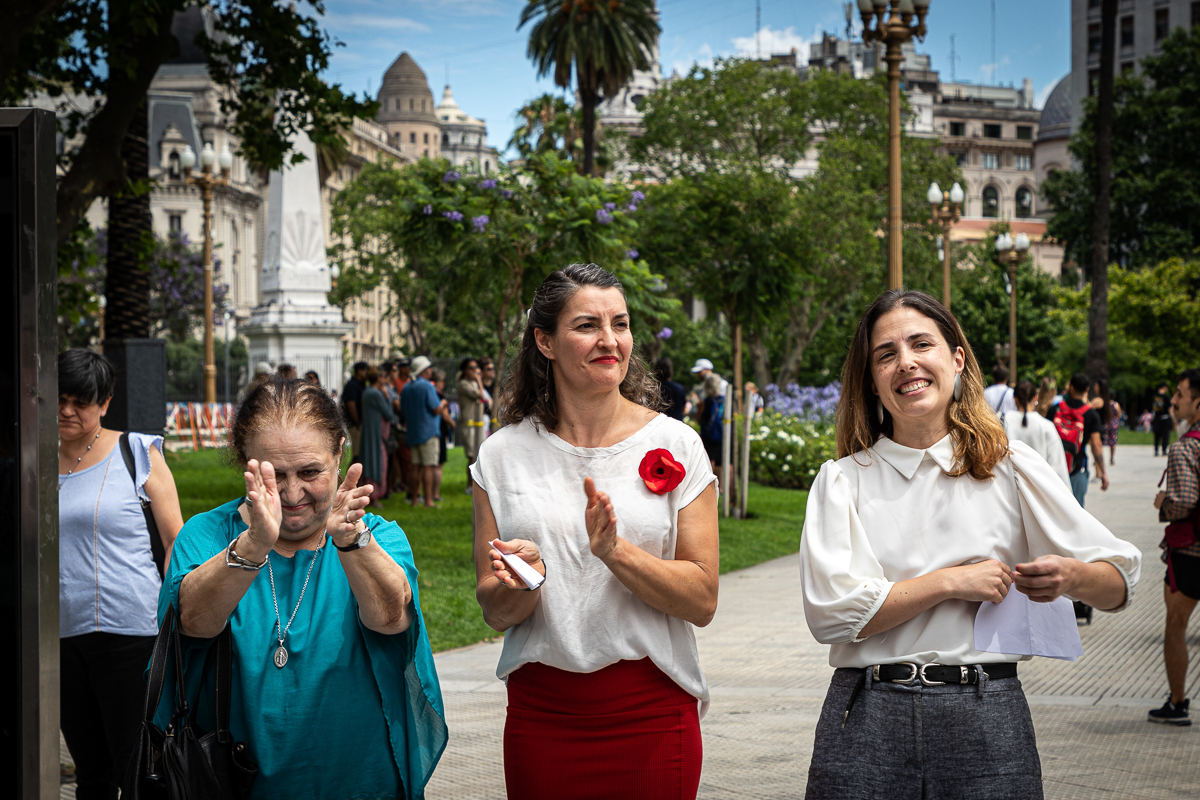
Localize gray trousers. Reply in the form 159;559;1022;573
805;668;1044;800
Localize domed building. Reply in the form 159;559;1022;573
1034;74;1071;211
436;85;498;174
376;53;441;160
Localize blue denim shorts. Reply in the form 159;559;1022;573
804;667;1043;800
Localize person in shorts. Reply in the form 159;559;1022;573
400;356;447;508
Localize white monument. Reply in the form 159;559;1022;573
241;129;353;389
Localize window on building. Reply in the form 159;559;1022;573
1156;9;1169;41
983;123;1002;139
410;132;416;144
1016;126;1032;140
409;99;414;111
1014;154;1031;171
484;160;490;173
423;132;429;144
442;133;449;145
1015;187;1034;219
954;152;967;167
1121;16;1134;47
1122;61;1135;73
949;121;965;137
168;151;181;178
982;152;999;170
982;186;1000;218
1089;23;1102;53
423;149;428;158
169;214;182;234
1088;68;1100;96
422;100;426;111
462;134;469;144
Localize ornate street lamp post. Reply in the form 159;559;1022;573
927;181;963;310
995;232;1031;385
180;142;233;404
859;0;930;291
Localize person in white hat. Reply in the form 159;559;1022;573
688;358;727;415
399;356;448;507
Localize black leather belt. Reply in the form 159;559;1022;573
841;662;1019;728
873;661;1018;686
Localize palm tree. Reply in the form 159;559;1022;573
519;0;659;177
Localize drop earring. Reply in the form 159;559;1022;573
877;398;885;425
953;372;963;402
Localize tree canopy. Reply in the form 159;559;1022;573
3;0;374;250
1042;26;1200;272
519;0;658;176
328;154;675;373
630;61;959;388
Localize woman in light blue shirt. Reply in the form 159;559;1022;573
57;348;184;797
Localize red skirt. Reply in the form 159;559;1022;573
504;658;702;800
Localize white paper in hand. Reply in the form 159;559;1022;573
974;590;1084;662
491;539;545;591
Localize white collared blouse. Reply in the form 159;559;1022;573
798;435;1140;668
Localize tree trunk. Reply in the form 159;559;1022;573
1087;0;1117;382
54;0;179;250
747;330;771;389
105;98;152;339
579;80;598;177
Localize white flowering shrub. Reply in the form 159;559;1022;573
746;410;837;490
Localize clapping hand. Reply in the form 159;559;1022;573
329;463;372;546
243;459;283;551
584;477;619;561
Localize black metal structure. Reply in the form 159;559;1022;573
1;107;60;800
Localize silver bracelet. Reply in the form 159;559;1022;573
225;534;267;571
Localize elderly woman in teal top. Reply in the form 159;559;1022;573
156;375;446;799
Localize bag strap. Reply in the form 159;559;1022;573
141;604;178;732
119;432;166;576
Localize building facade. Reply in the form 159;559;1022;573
1070;0;1200;132
436;85;498;174
375;53;442;161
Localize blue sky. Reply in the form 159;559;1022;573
320;0;1073;157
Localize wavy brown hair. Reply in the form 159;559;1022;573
499;263;662;431
836;290;1008;481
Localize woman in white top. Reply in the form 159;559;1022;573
471;263;719;800
1004;379;1070;487
798;290;1140;800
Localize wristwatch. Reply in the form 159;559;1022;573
334;525;372;552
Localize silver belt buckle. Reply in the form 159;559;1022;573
918;663;946;686
874;662;919;684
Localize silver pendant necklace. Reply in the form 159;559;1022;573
266;540;322;668
58;430;102;489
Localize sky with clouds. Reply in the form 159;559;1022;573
320;0;1072;157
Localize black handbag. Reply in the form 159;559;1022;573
123;605;258;800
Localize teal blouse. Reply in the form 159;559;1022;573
156;499;447;800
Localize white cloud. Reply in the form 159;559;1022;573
1034;79;1059;109
669;43;714;78
979;56;1011;82
731;25;814;59
323;13;430;34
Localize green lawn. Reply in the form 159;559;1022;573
165;446;807;652
1117;428;1169;446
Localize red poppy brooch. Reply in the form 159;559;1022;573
639;449;686;495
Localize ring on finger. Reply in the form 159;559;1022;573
346;509;352;524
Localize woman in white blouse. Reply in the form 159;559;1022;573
799;290;1140;800
1004;379;1070;487
471;263;719;800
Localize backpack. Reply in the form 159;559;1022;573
1053;401;1087;474
700;396;724;443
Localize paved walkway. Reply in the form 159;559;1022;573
61;445;1197;798
426;444;1199;800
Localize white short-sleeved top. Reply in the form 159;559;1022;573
798;434;1140;669
470;414;717;714
1003;410;1071;487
